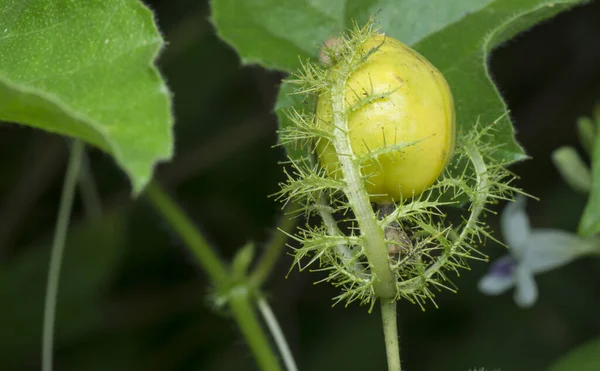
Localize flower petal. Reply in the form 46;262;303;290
488;254;518;277
514;265;538;308
478;260;516;296
524;230;598;274
501;196;531;256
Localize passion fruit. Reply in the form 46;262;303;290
316;34;455;203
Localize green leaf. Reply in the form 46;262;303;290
579;108;600;236
213;0;586;164
552;146;592;194
211;0;498;72
577;115;596;157
412;0;581;163
0;213;127;368
548;337;600;371
0;0;173;193
231;242;255;280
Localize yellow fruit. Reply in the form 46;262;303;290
316;34;455;204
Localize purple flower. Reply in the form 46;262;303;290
478;196;599;308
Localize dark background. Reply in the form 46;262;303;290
1;1;600;370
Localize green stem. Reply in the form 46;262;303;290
144;182;228;283
42;140;85;371
250;203;298;287
145;182;282;371
316;194;363;274
380;300;401;371
257;296;298;371
330;74;395;299
229;293;282;371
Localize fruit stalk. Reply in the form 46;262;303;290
381;300;402;371
328;67;396;299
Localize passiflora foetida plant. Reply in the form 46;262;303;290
276;21;521;310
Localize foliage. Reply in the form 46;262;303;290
0;0;173;193
549;336;600;371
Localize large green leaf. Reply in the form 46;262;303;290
548;337;600;371
212;0;586;164
211;0;498;72
412;0;582;163
0;0;173;193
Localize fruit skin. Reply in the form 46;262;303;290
316;34;455;204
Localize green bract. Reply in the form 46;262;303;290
277;21;520;309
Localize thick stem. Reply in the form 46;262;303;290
380;300;401;371
329;77;396;299
145;182;228;283
229;292;282;371
42;140;85;371
145;183;282;371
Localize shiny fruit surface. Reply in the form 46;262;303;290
316;34;455;203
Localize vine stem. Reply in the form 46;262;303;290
42;140;85;371
328;48;399;371
315;194;365;277
380;300;401;371
329;72;396;299
228;292;282;371
144;182;282;371
257;296;299;371
144;182;228;283
250;202;298;287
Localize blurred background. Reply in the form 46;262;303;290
1;1;600;370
